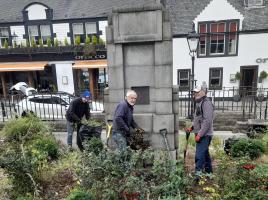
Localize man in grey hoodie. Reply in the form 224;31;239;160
186;84;214;178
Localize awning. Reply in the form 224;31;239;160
73;59;107;69
0;62;47;72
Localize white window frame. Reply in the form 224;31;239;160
40;25;51;45
28;25;39;46
85;22;97;35
198;24;207;56
0;27;9;48
72;23;84;44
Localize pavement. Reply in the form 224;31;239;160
53;130;247;149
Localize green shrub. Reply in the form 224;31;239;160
65;188;95;200
98;38;105;45
85;36;91;45
47;37;51;47
38;38;43;47
54;38;59;47
4;39;9;48
30;37;36;47
75;36;81;45
64;37;69;46
92;35;98;45
230;139;265;159
84;137;103;155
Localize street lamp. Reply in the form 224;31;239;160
187;23;200;119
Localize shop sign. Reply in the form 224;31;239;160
256;58;268;63
75;53;106;60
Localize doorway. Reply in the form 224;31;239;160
240;65;258;96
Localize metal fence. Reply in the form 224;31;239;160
0;91;104;122
177;86;268;120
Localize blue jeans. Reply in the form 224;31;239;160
67;120;75;146
195;135;213;174
112;131;127;151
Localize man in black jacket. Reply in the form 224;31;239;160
112;90;143;151
66;90;91;150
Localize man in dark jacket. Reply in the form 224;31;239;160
66;90;91;150
112;90;142;150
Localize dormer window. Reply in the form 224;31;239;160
244;0;264;8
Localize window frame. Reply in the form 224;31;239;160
177;69;191;91
72;23;85;44
0;27;9;48
197;20;239;58
209;67;223;90
40;25;51;45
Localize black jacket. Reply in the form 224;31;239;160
113;100;138;133
65;97;90;122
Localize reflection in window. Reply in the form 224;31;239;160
178;69;190;90
85;22;97;35
199;24;207;55
73;23;85;43
0;27;9;47
40;25;51;45
228;22;237;54
28;26;39;45
210;23;225;54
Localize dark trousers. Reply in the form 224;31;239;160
195;135;213;173
76;123;83;151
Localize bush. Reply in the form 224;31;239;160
84;137;103;155
64;37;69;46
54;38;59;47
75;36;81;45
47;37;51;47
65;188;95;200
92;35;98;45
230;139;265;159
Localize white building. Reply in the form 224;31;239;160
166;0;268;94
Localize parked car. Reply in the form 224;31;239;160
16;94;104;119
9;82;37;96
16;94;69;119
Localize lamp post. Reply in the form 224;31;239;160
187;23;200;119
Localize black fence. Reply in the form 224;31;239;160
0;91;104;122
177;86;268;120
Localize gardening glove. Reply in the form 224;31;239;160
185;126;193;133
195;134;201;142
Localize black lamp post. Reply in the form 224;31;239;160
187;23;200;119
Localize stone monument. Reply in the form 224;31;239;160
105;2;178;157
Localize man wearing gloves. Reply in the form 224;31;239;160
112;90;144;151
185;84;214;179
66;90;91;150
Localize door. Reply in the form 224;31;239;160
240;66;258;96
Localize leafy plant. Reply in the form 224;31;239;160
260;70;268;80
54;38;59;47
4;39;9;48
30;37;36;47
85;36;91;45
81;119;103;127
38;38;43;47
47;37;52;47
84;137;103;155
230;138;265;159
64;37;69;46
75;36;81;45
65;188;95;200
92;35;98;45
98;37;105;45
235;71;241;80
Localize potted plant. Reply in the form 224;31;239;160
257;70;267;102
233;72;241;102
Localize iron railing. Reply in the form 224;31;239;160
0;91;104;122
177;86;268;120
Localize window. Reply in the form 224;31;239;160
40;25;51;45
198;20;238;57
85;22;97;35
209;68;223;89
28;26;39;45
0;27;9;47
244;0;263;7
228;22;237;54
198;24;207;55
210;23;225;54
73;23;85;43
178;69;190;90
